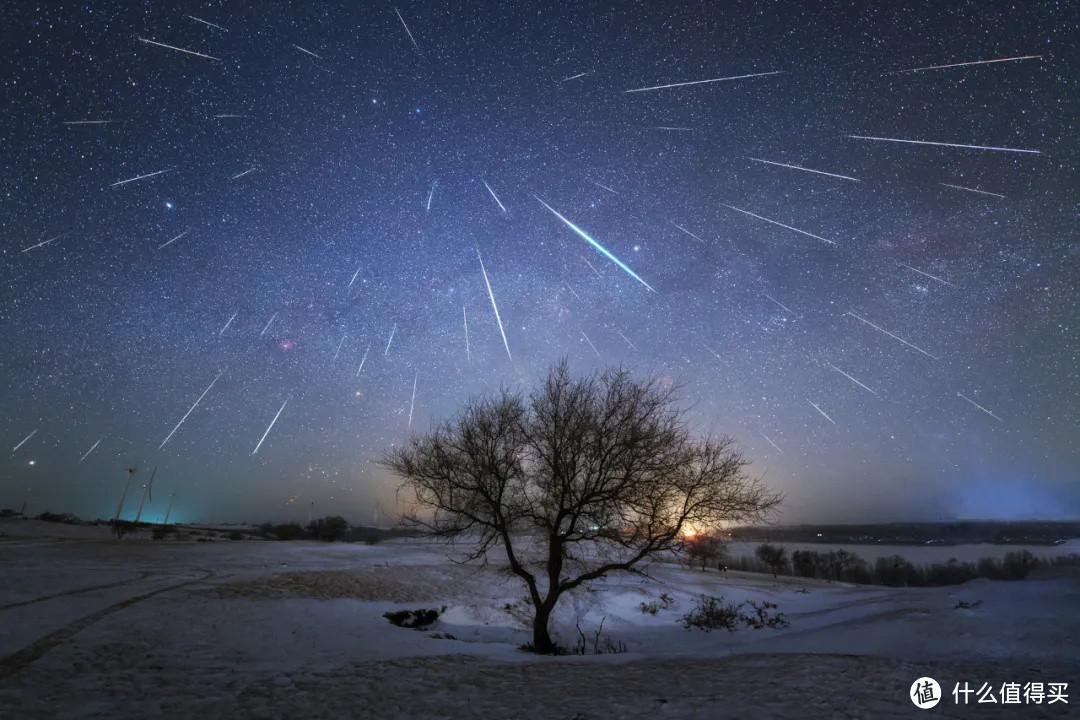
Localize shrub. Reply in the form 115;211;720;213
262;522;306;541
755;543;789;577
110;520;140;539
639;592;677;615
741;600;789;629
571;616;627;655
384;606;446;629
228;530;245;541
683;534;729;572
682;595;789;632
38;512;80;524
875;555;921;586
308;516;349;542
1002;550;1037;580
152;525;179;541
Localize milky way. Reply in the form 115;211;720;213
2;1;1077;523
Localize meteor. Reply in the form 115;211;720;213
356;344;371;376
137;37;219;61
581;330;601;358
63;120;116;125
426;181;436;211
483;181;507;213
672;222;705;243
654;126;693;131
260;312;277;336
385;323;397;356
159;371;224;449
940;183;1005;199
562;72;588;82
957;392;1004;423
564;283;583;302
759;432;782;455
13;429;38;453
588;179;619;195
615;329;636;350
158;229;189;250
332;332;346;363
765;294;797;316
189;15;226;31
407;372;418;429
701;341;723;362
747;157;859;182
808;400;837;426
477;249;513;361
78;437;103;463
827;362;879;396
187;15;227;31
721;204;836;245
213;114;245;119
843;312;939;360
463;305;471;364
21;235;63;253
219;311;238;335
232;167;256;180
898;262;954;287
624;70;783;93
252;399;289;454
395;8;423;57
293;44;321;59
847;135;1040;154
582;257;603;279
889;54;1041;74
534;196;656;292
110;168;171;187
348;266;361;287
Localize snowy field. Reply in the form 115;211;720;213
1;521;1077;719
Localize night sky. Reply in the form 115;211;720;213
3;1;1078;525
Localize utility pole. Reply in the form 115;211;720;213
163;492;177;526
113;467;137;523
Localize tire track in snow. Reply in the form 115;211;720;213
0;570;214;678
0;571;155;610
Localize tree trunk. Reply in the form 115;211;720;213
531;601;558;653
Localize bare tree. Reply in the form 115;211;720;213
755;543;789;577
383;360;781;654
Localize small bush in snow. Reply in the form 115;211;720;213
681;595;789;632
571;617;627;655
384;606;446;629
639;592;678;615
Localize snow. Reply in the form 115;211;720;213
1;521;1077;718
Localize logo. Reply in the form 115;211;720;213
911;677;942;709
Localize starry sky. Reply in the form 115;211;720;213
2;1;1078;525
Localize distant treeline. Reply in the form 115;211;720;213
732;543;1080;586
731;520;1080;546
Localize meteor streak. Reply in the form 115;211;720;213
159;371;224;449
957;392;1004;423
232;167;256;180
13;429;37;453
110;168;171;187
356;345;371;376
624;70;783;93
847;135;1040;154
426;181;436;211
213;114;245;119
844;312;939;360
588;179;619;194
898;262;954;287
827;362;879;396
889;54;1041;74
21;235;63;253
748;157;859;182
187;15;227;31
654;126;693;131
395;8;423;57
808;400;837;426
407;372;418;429
332;332;346;363
672;222;705;243
63;120;116;125
137;37;219;61
260;312;277;336
721;204;836;245
759;432;782;454
252;399;288;454
565;283;583;302
940;183;1005;199
158;229;189;249
293;44;321;59
765;295;797;316
701;341;723;362
562;72;588;81
534;196;656;292
477;249;512;361
219;311;238;335
348;266;361;287
78;437;103;463
483;181;507;213
463;305;471;364
385;323;397;356
615;329;636;350
581;330;601;358
582;257;603;279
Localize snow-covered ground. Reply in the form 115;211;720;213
0;520;1076;718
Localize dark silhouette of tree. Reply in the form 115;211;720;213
383;360;781;654
755;543;788;577
684;534;730;572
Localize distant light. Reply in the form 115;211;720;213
28;460;36;466
165;202;173;209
